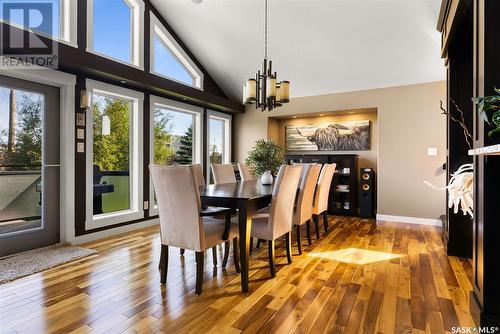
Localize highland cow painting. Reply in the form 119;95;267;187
285;121;370;151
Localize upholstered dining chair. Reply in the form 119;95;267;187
238;163;255;181
187;163;235;260
150;165;240;295
191;164;206;187
250;165;303;277
312;163;337;237
293;163;323;255
211;163;237;184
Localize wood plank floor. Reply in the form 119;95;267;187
0;217;475;333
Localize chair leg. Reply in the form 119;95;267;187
285;232;292;264
159;244;165;270
160;245;168;284
195;251;204;295
249;237;254;254
296;225;302;255
180;248;185;256
212;246;217;267
233;237;241;273
268;240;276;278
306;220;312;245
313;215;320;239
323;211;329;232
222;241;230;268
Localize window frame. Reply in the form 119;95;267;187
149;95;203;215
86;0;144;69
85;79;144;229
206;110;231;183
0;0;77;46
150;13;203;90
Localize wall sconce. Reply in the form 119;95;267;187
80;90;90;109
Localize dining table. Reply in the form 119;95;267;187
199;179;273;293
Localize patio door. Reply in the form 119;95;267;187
0;75;60;257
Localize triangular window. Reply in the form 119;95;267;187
150;14;203;89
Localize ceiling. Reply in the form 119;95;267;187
151;0;445;102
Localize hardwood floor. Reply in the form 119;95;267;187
0;217;475;333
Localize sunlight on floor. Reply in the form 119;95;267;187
308;248;403;265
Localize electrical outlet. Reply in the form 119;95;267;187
143;201;149;210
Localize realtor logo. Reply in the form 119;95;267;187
0;1;58;69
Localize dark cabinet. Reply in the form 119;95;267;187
438;0;500;326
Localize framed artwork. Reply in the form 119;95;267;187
285;121;370;151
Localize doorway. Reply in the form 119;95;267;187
0;75;60;256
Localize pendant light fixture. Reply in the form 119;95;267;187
242;0;289;111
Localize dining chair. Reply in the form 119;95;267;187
150;164;240;295
250;164;303;277
293;163;322;255
211;163;237;184
191;164;206;187
238;163;255;181
312;163;337;237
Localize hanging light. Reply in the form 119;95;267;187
102;115;111;136
243;0;290;111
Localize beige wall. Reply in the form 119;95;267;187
234;81;446;220
269;111;378;173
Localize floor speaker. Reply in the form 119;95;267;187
359;168;375;218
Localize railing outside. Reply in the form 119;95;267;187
0;165;42;223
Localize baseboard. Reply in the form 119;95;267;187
67;218;159;245
376;214;442;227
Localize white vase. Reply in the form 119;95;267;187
261;170;273;185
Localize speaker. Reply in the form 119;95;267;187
359;168;375;218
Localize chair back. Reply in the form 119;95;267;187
191;164;206;187
149;165;205;251
294;163;322;225
211;163;236;184
313;163;337;214
238;163;255;181
268;165;303;239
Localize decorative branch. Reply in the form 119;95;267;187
440;98;473;150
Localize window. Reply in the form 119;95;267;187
0;0;77;45
149;96;202;214
207;110;231;183
87;0;144;67
150;14;203;89
86;80;143;228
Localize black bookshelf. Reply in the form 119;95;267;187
285;154;358;216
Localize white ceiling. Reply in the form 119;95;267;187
151;0;445;101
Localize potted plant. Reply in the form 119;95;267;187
245;139;284;185
472;87;500;138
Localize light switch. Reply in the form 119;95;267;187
77;128;85;140
427;147;438;156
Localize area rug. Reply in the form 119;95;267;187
0;245;97;284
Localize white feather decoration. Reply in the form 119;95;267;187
424;164;473;218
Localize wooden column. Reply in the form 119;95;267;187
470;0;500;326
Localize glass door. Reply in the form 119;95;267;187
0;75;60;257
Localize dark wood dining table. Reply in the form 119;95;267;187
199;180;273;293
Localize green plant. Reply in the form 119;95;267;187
245;139;284;178
472;87;500;138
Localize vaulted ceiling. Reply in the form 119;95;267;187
151;0;445;102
